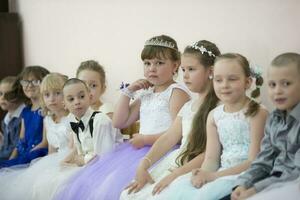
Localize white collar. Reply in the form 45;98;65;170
70;107;95;129
4;104;25;125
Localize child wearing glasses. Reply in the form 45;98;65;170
0;66;50;168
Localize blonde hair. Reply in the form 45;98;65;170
40;73;68;116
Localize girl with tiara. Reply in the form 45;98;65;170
76;60;114;118
152;53;269;200
0;66;49;168
54;35;190;200
0;73;70;200
120;40;220;200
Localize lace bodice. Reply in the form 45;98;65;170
138;83;189;135
45;116;71;151
213;105;251;169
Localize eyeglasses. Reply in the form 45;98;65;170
20;80;41;87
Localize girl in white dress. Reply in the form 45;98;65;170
120;40;221;200
76;60;114;117
54;35;190;200
0;73;70;200
153;53;269;200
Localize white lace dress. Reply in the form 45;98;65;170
120;99;196;200
0;115;71;200
138;83;190;135
153;104;251;200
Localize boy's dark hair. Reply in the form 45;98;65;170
63;78;89;92
271;52;300;73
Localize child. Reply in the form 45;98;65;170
0;73;71;200
62;78;123;164
54;35;190;200
120;40;221;200
32;78;123;200
230;52;300;200
76;60;113;117
0;66;49;168
153;53;269;200
0;76;26;161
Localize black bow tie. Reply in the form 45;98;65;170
70;120;85;134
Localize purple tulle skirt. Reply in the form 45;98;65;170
54;142;152;200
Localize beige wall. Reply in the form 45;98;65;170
11;0;300;109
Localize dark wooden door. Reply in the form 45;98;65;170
0;12;23;121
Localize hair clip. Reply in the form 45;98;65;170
189;43;216;57
250;64;262;79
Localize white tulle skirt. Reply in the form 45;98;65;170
0;148;80;200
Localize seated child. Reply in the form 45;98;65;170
0;66;50;168
30;78;123;200
230;52;300;200
76;60;114;117
0;73;70;200
0;76;26;161
62;78;123;165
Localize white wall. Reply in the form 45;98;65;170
10;0;300;109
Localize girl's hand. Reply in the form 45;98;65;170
125;167;154;194
191;168;216;188
129;134;145;149
73;155;85;166
60;161;77;167
231;186;256;200
152;172;177;195
60;156;73;167
60;151;76;166
127;79;153;92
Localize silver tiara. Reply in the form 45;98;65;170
144;38;177;51
190;43;216;57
